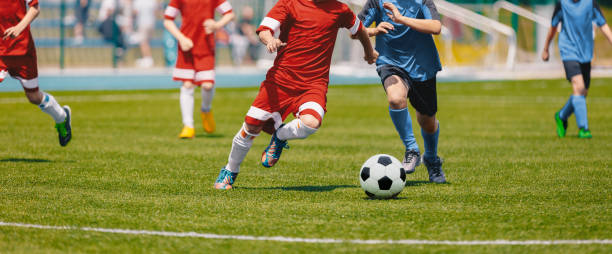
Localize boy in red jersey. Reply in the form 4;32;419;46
164;0;235;138
214;0;378;189
1;0;72;146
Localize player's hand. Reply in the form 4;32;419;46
364;49;378;64
266;38;286;53
2;25;24;40
383;3;403;23
203;19;218;35
376;22;394;34
541;50;549;62
178;37;194;52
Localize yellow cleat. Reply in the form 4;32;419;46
201;110;216;133
178;126;195;139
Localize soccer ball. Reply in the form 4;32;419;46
359;154;406;199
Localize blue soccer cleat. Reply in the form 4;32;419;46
261;128;289;168
214;168;238;190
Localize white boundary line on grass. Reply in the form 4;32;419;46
1;221;611;245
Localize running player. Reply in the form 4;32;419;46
542;0;612;139
164;0;235;138
358;0;446;183
1;0;72;146
214;0;378;189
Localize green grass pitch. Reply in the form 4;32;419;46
0;79;611;253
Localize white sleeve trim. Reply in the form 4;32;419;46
260;17;281;33
215;1;233;14
164;6;179;18
348;18;361;35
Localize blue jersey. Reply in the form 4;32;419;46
552;0;607;63
358;0;441;81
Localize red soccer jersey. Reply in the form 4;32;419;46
0;0;38;56
256;0;361;92
164;0;233;56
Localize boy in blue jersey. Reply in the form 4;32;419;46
358;0;445;183
542;0;612;138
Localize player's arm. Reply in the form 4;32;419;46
593;1;612;45
542;1;562;61
3;4;40;40
163;2;193;51
354;25;378;64
258;30;286;53
204;1;235;34
356;0;392;37
383;2;441;35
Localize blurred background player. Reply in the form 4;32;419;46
164;0;235;138
132;0;158;68
542;0;612;139
73;0;90;45
358;0;445;183
1;0;72;147
214;0;378;190
229;6;260;66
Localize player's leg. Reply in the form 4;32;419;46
173;51;197;138
410;77;445;183
573;62;591;138
178;81;196;138
382;72;420;174
215;122;262;190
262;93;325;168
21;79;72;146
200;82;215;133
196;56;216;134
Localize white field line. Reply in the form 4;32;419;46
1;221;610;246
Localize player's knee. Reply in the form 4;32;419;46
387;95;406;109
182;81;195;89
417;113;437;133
25;90;42;105
201;82;214;91
244;123;263;135
299;114;320;129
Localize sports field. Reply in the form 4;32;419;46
0;79;611;253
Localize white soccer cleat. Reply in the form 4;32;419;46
0;70;8;83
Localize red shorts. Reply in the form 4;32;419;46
0;49;39;92
245;80;327;134
172;50;215;85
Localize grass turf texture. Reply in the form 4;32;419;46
0;79;611;253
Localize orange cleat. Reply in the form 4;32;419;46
201;110;216;133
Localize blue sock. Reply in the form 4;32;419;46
559;96;573;121
389;107;419;152
421;122;439;162
571;95;588;130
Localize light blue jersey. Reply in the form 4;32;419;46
358;0;441;81
552;0;607;63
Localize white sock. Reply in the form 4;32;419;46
180;86;195;128
39;92;66;123
276;119;317;140
201;87;215;113
226;123;259;173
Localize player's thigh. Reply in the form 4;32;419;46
245;81;287;134
408;77;437;114
563;61;587;95
194;54;215;90
383;75;409;107
295;90;326;129
570;75;586;95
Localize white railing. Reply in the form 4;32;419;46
434;0;517;69
492;0;549;26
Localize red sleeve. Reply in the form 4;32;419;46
164;0;181;20
340;5;362;36
256;0;290;36
27;0;39;7
215;0;233;15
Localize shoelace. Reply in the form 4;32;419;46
268;140;289;158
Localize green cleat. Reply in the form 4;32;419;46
554;112;567;138
55;106;72;146
578;128;592;139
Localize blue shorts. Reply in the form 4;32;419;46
377;64;438;116
563;61;591;89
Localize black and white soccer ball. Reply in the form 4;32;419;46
359;154;406;199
